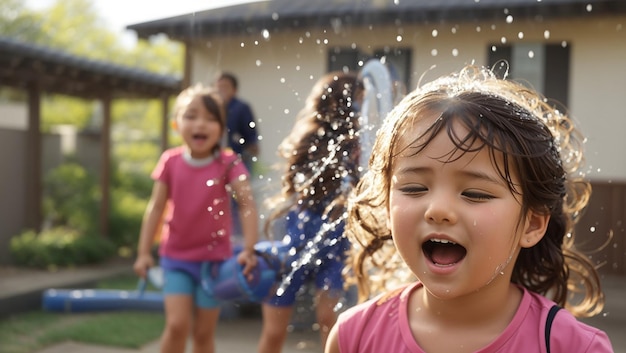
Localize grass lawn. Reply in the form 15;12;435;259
0;274;164;353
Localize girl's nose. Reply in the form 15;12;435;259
424;195;456;224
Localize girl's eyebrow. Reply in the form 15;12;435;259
394;165;503;185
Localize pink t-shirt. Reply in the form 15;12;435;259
337;282;613;353
152;147;248;262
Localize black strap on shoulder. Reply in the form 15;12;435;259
545;305;561;353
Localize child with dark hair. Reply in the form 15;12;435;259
326;65;612;353
258;72;363;352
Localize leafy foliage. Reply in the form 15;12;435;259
43;162;100;233
9;227;115;268
0;0;48;43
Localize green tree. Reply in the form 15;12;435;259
0;0;48;43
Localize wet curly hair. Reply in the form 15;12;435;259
265;71;363;236
346;65;604;318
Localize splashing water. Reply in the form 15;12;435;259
275;215;347;296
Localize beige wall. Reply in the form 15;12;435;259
188;15;626;201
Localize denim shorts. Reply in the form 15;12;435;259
161;256;220;309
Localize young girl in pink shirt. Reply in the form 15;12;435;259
326;65;613;353
133;85;259;353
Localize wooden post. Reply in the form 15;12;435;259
25;84;42;232
100;95;112;237
161;94;170;152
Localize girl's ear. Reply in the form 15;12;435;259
520;211;550;248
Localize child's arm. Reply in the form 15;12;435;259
231;176;259;276
133;180;168;279
325;322;341;353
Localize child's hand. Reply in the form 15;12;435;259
236;248;258;280
133;254;154;279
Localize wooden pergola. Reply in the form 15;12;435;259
0;36;182;236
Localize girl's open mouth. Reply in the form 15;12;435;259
192;133;208;142
422;238;467;266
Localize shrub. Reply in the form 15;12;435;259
10;227;115;269
43;163;99;234
108;187;148;249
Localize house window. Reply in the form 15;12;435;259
327;47;364;73
373;47;412;94
487;42;570;107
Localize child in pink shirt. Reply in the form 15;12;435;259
134;85;259;353
326;65;613;353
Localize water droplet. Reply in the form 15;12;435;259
544;30;551;39
586;4;593;12
255;60;262;67
506;15;513;23
396;35;403;42
431;49;438;56
452;48;459;57
432;29;438;37
518;31;524;39
262;29;270;40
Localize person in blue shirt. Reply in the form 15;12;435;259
216;72;260;239
216;72;260;173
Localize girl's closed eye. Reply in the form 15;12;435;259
462;190;495;201
398;184;428;195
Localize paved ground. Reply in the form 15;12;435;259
0;258;624;353
34;317;321;353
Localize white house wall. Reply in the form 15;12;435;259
187;15;626;191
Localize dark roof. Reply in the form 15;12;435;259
128;0;626;40
0;36;182;99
